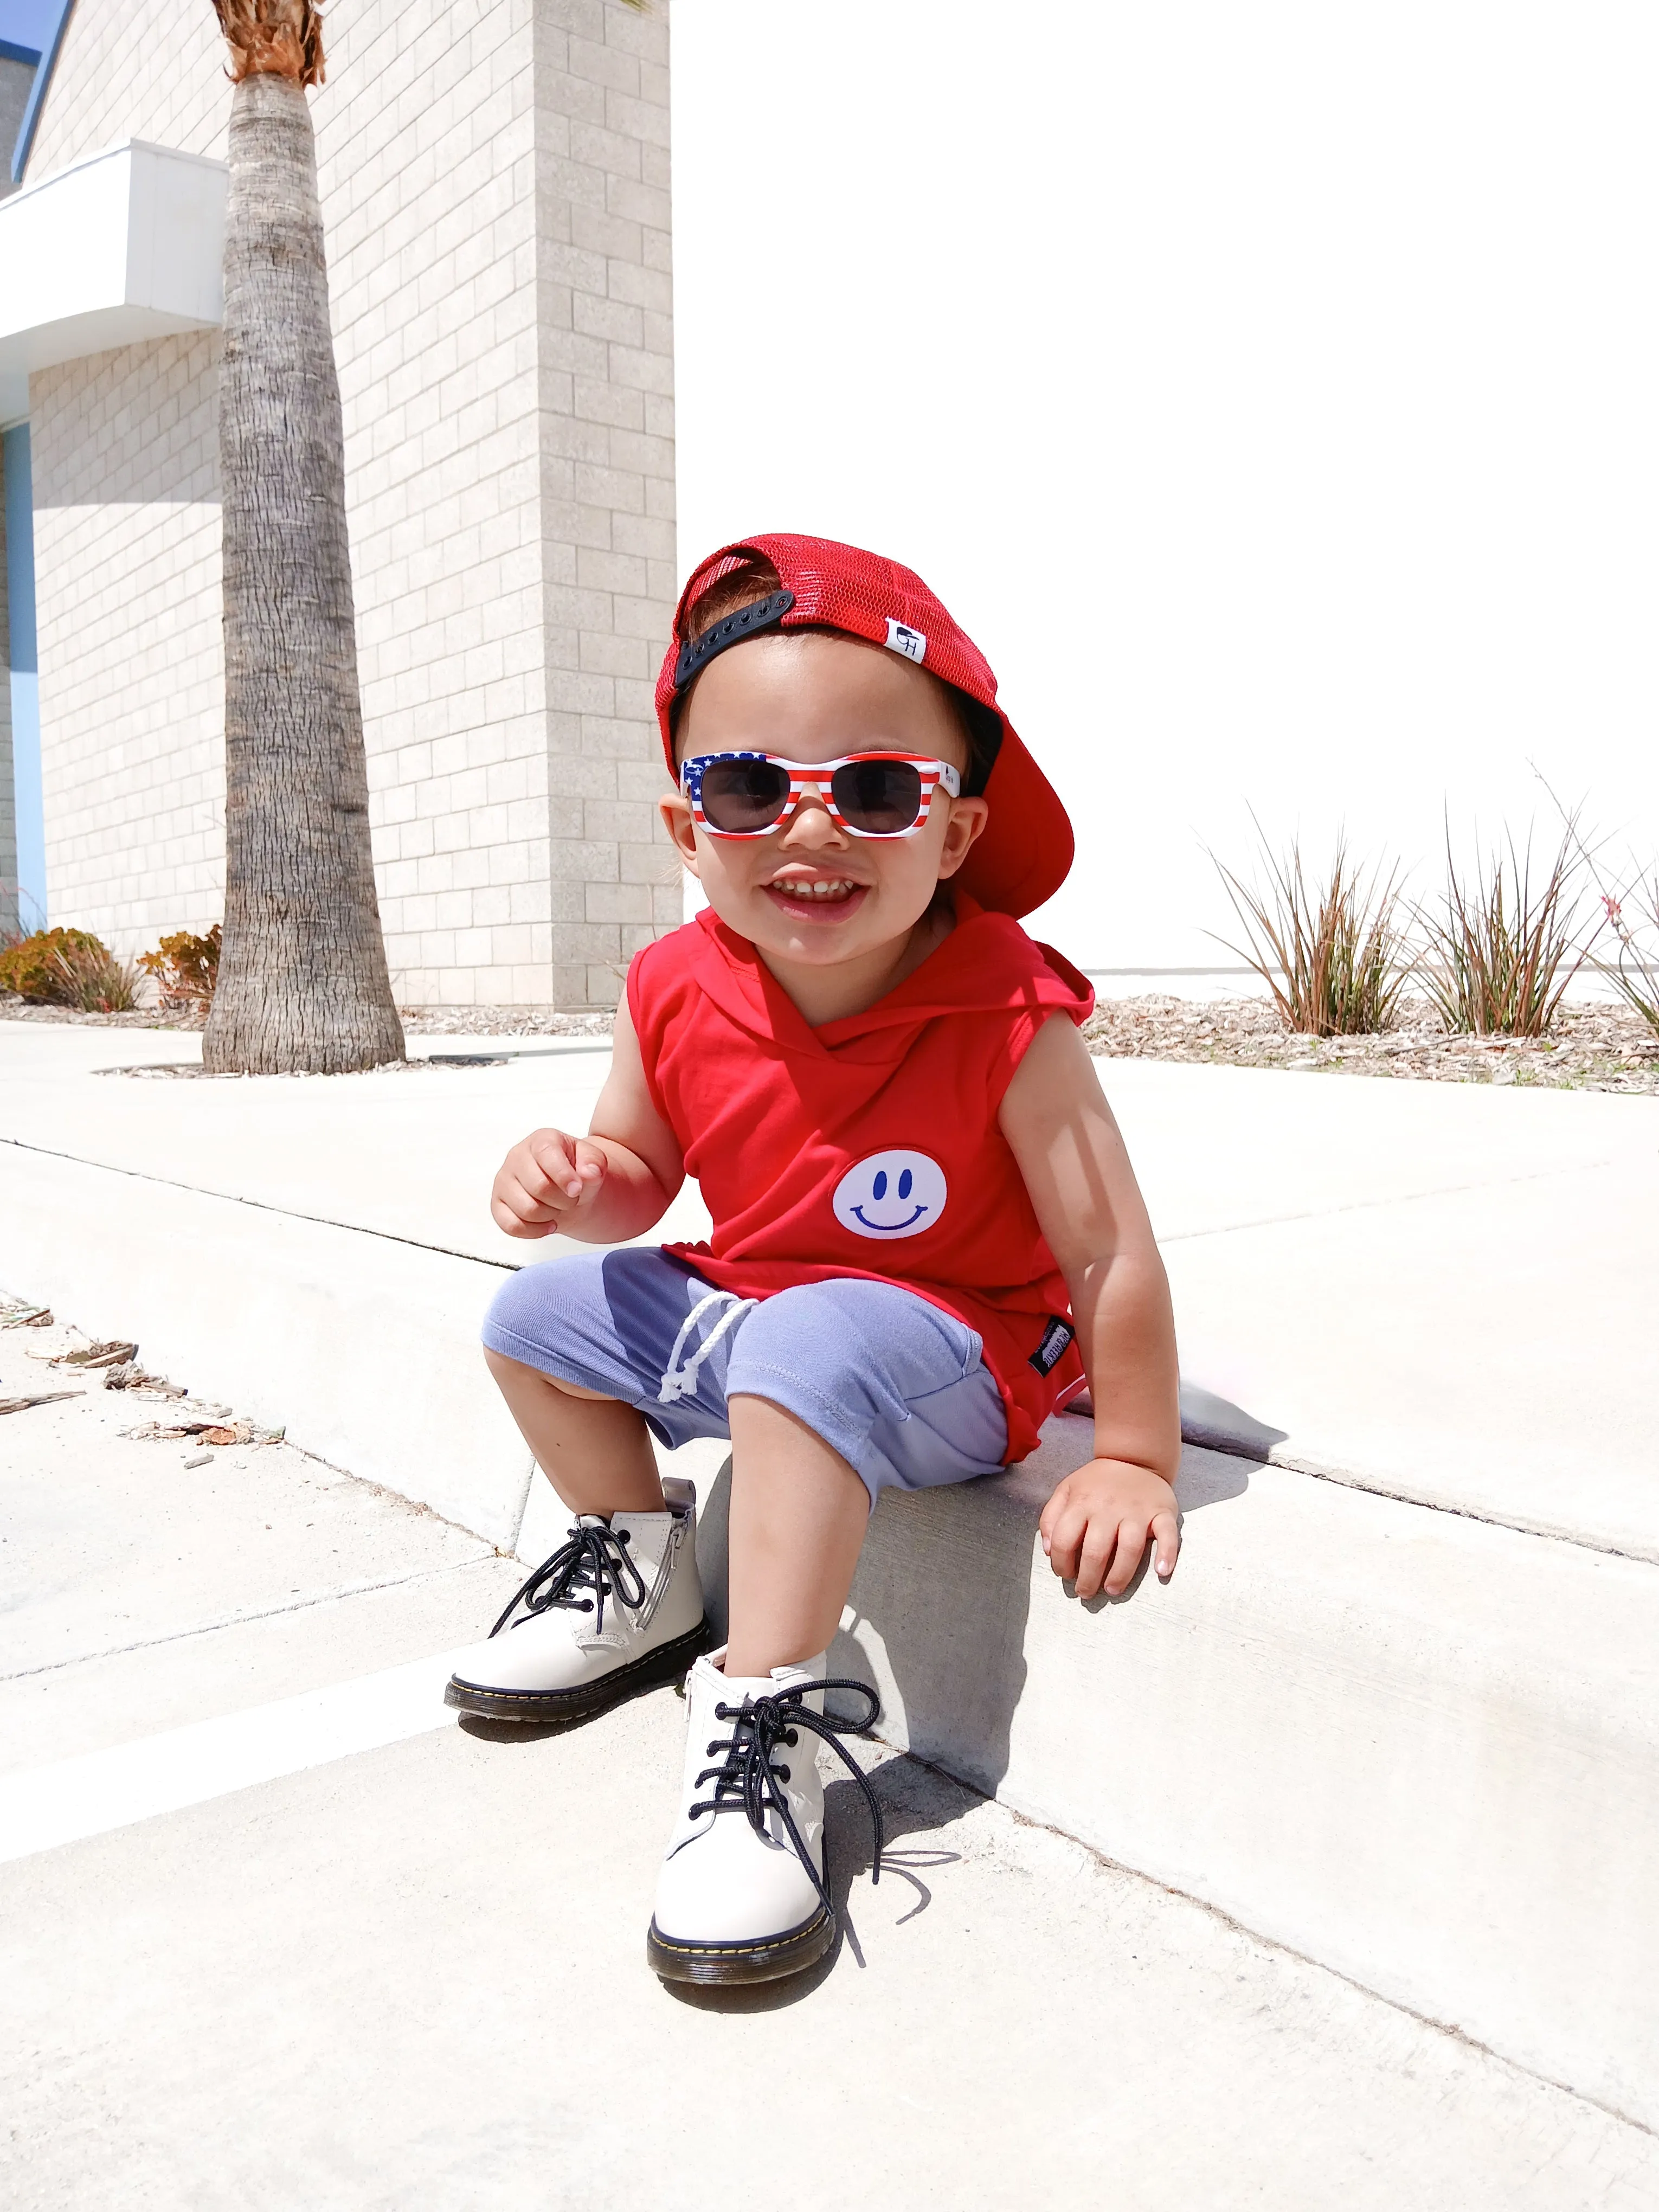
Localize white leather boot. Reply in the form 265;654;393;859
445;1474;710;1725
647;1649;883;1984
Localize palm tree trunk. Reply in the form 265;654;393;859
203;30;403;1074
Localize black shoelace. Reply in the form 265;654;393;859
490;1520;648;1638
691;1680;884;1914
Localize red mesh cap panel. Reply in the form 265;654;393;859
657;533;1073;918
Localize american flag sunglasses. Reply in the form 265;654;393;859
680;750;962;840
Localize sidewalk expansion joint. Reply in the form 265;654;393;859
1261;1449;1659;1567
1188;1431;1659;1568
1159;1153;1618;1245
0;1137;523;1272
1;1555;498;1684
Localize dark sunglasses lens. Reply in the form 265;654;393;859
831;758;924;834
698;758;792;832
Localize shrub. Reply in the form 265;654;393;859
138;924;222;1012
1211;827;1409;1036
0;927;111;1001
0;928;143;1014
1416;826;1586;1037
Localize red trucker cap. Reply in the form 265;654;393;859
655;532;1074;919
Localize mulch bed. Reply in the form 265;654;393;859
8;993;1658;1092
0;995;612;1038
1081;995;1659;1094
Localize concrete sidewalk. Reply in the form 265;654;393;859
2;1020;1654;1553
4;1354;1655;2210
2;1018;1657;2135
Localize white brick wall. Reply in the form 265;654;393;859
22;0;677;1006
318;0;557;1005
30;336;224;953
537;0;680;1007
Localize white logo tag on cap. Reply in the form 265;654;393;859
885;618;927;664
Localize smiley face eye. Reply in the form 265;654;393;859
873;1171;889;1201
898;1168;913;1200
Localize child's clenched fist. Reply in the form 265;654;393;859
491;1128;609;1237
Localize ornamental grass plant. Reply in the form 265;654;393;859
49;941;144;1013
1415;826;1586;1038
1211;827;1409;1036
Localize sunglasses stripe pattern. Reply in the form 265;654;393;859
680;751;962;839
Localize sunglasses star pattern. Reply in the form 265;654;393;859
680;750;962;840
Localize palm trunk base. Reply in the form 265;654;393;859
204;957;405;1076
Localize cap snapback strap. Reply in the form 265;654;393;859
672;590;796;692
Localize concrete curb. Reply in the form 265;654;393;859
691;1438;1659;2131
5;1141;1656;2129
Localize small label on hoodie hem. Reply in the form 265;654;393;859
1028;1316;1075;1376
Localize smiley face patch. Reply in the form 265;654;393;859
831;1149;948;1240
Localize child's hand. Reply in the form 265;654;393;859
1039;1458;1180;1600
491;1128;609;1237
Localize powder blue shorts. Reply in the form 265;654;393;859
481;1245;1009;1508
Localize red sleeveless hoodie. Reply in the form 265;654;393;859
627;894;1096;1463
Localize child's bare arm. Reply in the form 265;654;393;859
490;999;686;1244
999;1015;1182;1601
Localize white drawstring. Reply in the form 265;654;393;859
657;1289;756;1405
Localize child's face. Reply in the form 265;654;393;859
661;632;990;973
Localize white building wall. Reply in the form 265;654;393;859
317;0;556;1006
535;0;680;1007
22;0;676;1007
22;1;227;957
29;335;224;949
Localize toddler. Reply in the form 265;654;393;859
445;533;1180;1985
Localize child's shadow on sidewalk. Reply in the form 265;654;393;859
678;1388;1267;2009
695;1386;1264;1817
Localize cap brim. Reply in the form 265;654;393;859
956;716;1073;919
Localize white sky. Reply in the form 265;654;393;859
669;2;1659;970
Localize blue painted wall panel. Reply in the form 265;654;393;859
4;423;44;928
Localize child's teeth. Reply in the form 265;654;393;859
780;879;853;901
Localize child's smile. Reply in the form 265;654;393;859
760;866;870;925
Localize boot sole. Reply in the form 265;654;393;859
646;1904;835;1986
443;1615;714;1727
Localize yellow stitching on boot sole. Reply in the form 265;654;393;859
648;1911;831;1958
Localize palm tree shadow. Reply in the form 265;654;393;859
655;1753;979;2014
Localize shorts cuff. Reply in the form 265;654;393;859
724;1361;883;1509
480;1317;622;1398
